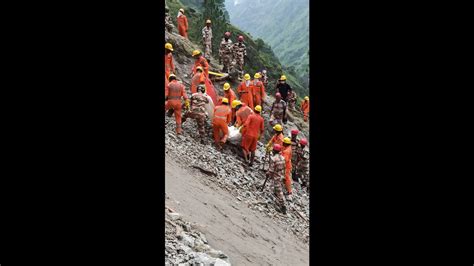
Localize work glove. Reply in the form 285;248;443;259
238;126;243;133
185;99;190;109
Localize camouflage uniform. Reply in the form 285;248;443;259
232;42;246;79
290;137;300;167
165;8;175;33
270;99;287;126
267;152;287;212
183;92;209;143
288;91;297;110
219;38;233;73
261;72;269;87
202;26;213;59
295;146;310;188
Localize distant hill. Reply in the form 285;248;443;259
224;0;309;90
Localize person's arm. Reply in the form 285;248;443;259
269;102;274;117
165;84;169;100
227;108;232;124
282;102;287;122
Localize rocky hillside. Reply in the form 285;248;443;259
166;0;307;98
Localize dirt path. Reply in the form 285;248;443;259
165;156;309;265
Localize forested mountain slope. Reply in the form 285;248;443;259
224;0;309;89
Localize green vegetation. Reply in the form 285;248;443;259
224;0;309;91
165;0;307;98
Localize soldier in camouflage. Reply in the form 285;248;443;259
261;69;269;88
289;129;300;170
202;20;213;60
269;92;288;126
287;90;297;111
232;35;247;80
165;6;175;33
182;84;210;144
295;138;310;189
219;32;233;73
267;144;287;214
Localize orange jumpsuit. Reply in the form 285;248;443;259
177;15;188;38
301;100;309;122
165;80;188;133
251;79;265;107
241;113;264;153
235;105;254;128
164;52;175;89
191;72;206;94
268;133;284;149
217;89;236;106
212;104;232;144
237;81;254;110
282;145;293;194
192;56;209;78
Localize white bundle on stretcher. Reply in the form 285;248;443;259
227;126;242;145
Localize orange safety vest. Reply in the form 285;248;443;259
166;81;187;100
214;105;231;124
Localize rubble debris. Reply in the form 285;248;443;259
165;208;232;265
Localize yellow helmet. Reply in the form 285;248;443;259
223;83;230;90
273;124;283;132
280;75;287;81
254;105;262;112
165;43;173;51
196;66;203;72
305;96;309;100
222;97;229;104
192;50;201;56
254;73;261;79
206;19;211;24
231;100;242;108
244;74;251;80
179;8;184;13
283;137;292;144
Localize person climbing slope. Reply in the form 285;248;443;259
191;66;206;94
202;19;213;60
219;32;233;73
237;73;254;110
212;97;232;150
301;96;310;122
275;75;293;103
251;72;266;107
191;50;209;79
241;105;264;166
282;137;294;201
266;144;287;214
165;74;189;135
269;92;287;126
164;43;175;89
177;8;188;38
182;84;209;144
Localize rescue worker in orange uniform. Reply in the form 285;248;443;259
217;83;236;106
165;43;175;89
301;96;310;122
241;105;264;166
177;8;188;38
265;124;284;152
234;100;254;128
237;73;254;110
191;66;206;94
230;100;243;125
282;137;293;201
192;50;209;79
212;97;232;150
251;72;266;107
165;74;189;134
